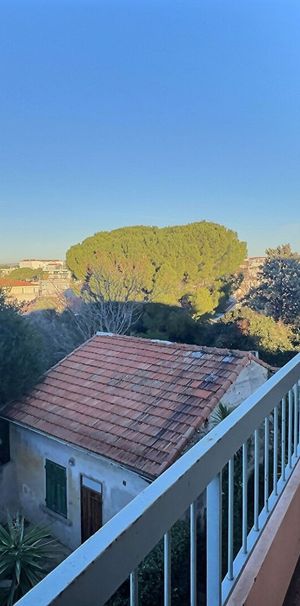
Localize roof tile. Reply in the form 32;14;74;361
1;334;269;478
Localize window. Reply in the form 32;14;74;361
45;459;67;517
0;420;10;464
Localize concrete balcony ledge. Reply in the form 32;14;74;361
227;459;300;606
284;558;300;605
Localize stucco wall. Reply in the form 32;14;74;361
0;424;149;550
0;459;18;513
221;361;269;409
201;361;269;432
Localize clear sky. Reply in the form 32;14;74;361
1;0;300;262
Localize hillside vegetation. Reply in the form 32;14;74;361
66;222;246;316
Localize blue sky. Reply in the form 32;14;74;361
1;0;300;262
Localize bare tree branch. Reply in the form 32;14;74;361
79;265;144;335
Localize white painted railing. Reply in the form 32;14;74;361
16;353;300;606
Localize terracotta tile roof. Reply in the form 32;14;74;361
1;334;269;478
0;279;37;287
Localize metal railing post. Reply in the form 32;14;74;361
190;502;197;606
207;473;222;606
164;532;171;606
130;570;138;606
242;442;248;553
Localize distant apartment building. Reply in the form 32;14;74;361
19;259;65;271
47;268;71;280
39;277;71;296
235;256;265;300
0;279;40;302
19;259;71;283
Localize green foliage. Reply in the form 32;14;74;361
26;300;296;377
134;303;203;342
135;301;295;362
265;243;300;259
29;297;60;311
134;302;296;366
0;290;45;405
66;222;246;316
205;306;296;365
211;403;232;426
8;268;47;281
109;519;202;606
139;521;190;606
247;246;300;324
215;274;243;314
220;306;293;352
189;286;219;317
0;291;17;313
0;514;60;605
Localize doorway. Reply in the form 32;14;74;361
81;476;103;543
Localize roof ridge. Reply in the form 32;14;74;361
92;332;270;360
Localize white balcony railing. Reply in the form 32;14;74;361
16;353;300;606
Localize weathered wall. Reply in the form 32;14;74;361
0;424;149;550
201;361;269;432
221;361;268;409
0;459;18;515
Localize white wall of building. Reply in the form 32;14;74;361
0;424;149;550
19;260;64;270
195;361;269;436
221;361;269;409
8;284;40;302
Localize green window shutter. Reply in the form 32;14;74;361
45;459;67;517
0;421;10;465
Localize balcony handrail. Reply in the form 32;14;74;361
15;352;300;606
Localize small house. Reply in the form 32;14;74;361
0;333;271;549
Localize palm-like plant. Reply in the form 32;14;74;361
0;513;60;605
210;402;232;426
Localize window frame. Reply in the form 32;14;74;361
45;458;67;518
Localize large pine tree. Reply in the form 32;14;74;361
66;222;246;316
